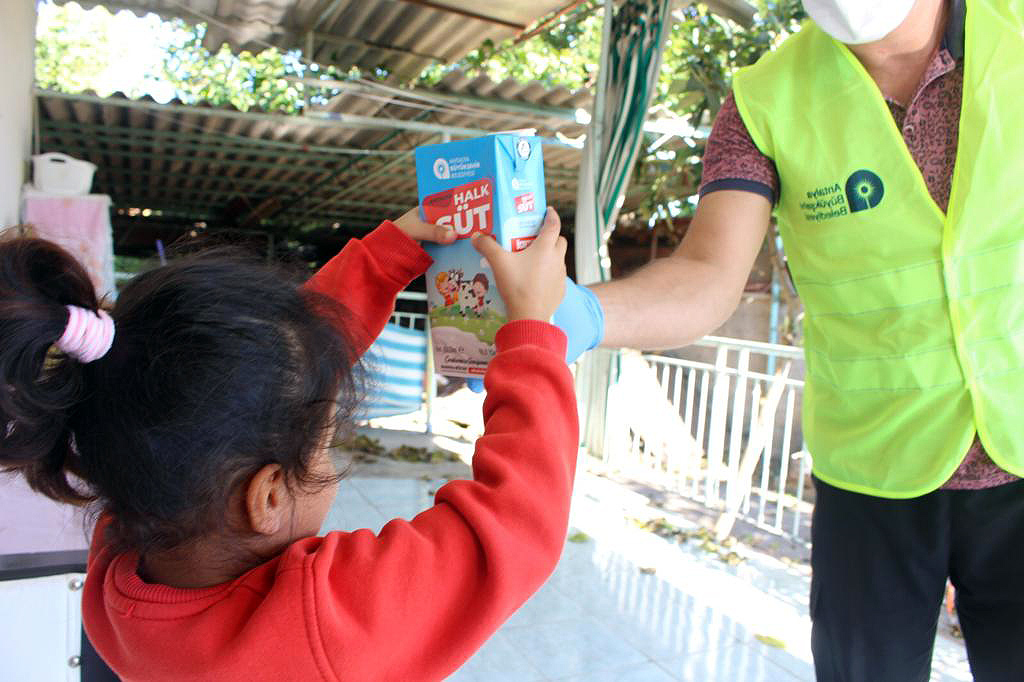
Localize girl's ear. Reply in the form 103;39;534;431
244;463;289;536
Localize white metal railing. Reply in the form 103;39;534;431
390;290;428;330
390;300;813;543
602;336;812;545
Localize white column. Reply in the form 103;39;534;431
0;1;36;229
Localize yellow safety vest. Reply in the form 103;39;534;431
732;0;1024;497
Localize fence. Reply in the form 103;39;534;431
390;290;429;330
600;336;812;545
389;295;813;544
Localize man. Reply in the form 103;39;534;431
581;1;1024;679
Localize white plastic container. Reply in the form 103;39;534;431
31;153;96;195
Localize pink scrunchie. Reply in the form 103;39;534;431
57;305;115;363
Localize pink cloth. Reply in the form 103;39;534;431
22;191;115;302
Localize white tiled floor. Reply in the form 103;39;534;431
321;461;974;682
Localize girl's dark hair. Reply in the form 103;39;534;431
0;237;361;555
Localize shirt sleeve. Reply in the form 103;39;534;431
699;93;780;203
300;321;579;681
303;221;433;356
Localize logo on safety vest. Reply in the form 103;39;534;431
845;170;885;213
800;169;885;222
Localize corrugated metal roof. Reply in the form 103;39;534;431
35;71;611;255
56;0;573;79
38;0;725;256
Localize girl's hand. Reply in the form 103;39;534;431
393;208;457;244
472;208;567;322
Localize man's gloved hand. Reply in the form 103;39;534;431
553;276;605;364
465;276;605;393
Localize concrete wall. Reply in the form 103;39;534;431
0;1;36;229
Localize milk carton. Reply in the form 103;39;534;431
415;134;547;378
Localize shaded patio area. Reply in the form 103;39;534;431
332;399;972;681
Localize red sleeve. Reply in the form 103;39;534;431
304;221;433;355
699;93;780;203
305;320;577;681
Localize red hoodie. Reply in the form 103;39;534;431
82;222;579;681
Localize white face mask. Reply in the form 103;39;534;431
802;0;916;44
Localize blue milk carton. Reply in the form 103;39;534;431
415;134;547;378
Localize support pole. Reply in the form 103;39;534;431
0;1;36;228
302;30;315;113
573;0;616;460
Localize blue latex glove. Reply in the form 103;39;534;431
466;277;605;393
553;276;605;364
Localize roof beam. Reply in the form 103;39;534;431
79;1;451;65
104;188;261;203
37;90;493;139
111;197;382;225
305;30;448;63
114;200;220;213
265;107;443;223
301;109;486;138
39;119;405;158
291;148;419;220
295;78;703;139
394;0;527;30
106;186;408;213
295;77;584;128
514;0;591;44
306;0;348;33
40;126;372;166
93;169;342;191
43;144;342;173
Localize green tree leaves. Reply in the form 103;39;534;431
159;24;309;113
430;1;805;231
35;2;173;99
35;2;343;113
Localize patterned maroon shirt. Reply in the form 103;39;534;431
700;10;1017;490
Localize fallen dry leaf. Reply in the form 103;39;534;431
755;634;786;649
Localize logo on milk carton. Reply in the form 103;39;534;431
510;236;536;252
422;179;494;238
516;137;533;160
514;192;535;214
433;158;451;180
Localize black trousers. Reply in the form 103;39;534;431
810;476;1024;682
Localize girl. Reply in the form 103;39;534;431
0;209;577;681
470;273;490;317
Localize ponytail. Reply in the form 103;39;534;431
0;237;102;504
